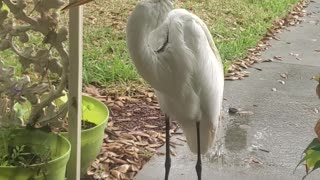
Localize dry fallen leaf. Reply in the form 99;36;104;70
130;165;139;172
110;169;122;179
236;111;254;116
289;52;299;57
144;124;158;129
115;101;124;107
146;97;152;102
280;73;288;79
262;59;273;63
85;85;101;97
116;164;131;173
225;76;239;81
244;156;263;165
273;56;283;61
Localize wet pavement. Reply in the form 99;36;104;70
134;0;320;179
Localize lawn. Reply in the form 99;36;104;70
80;0;299;86
0;0;300;86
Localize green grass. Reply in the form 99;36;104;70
80;0;299;86
0;0;300;86
191;0;300;61
83;27;138;85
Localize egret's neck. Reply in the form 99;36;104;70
127;17;160;88
127;0;172;62
126;19;153;62
126;1;172;87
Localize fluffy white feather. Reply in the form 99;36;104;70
126;0;224;154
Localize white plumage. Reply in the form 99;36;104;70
126;0;224;155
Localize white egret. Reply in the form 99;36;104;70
126;0;224;179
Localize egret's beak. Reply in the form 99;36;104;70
61;0;94;11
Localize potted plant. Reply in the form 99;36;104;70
0;51;71;180
60;95;109;175
0;128;71;180
15;93;110;175
41;93;110;174
0;0;109;176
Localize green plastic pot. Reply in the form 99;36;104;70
0;129;71;180
62;95;109;175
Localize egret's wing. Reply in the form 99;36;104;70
149;24;169;52
181;10;223;66
154;10;224;154
196;19;222;64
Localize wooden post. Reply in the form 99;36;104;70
67;1;83;179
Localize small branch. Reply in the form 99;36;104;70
3;0;38;27
37;103;68;124
13;25;34;33
28;32;69;125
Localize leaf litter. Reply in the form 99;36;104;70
225;0;308;81
82;86;179;180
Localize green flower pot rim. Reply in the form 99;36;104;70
80;95;109;133
0;129;71;169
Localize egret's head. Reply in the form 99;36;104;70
131;0;173;30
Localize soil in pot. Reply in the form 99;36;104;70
55;120;97;132
81;120;96;130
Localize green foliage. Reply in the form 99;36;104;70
82;99;95;112
0;129;51;167
0;2;9;13
1;145;34;166
296;138;320;179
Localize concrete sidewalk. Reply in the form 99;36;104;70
135;1;320;180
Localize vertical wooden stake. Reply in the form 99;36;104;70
67;1;83;179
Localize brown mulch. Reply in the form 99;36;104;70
81;0;310;179
81;86;179;180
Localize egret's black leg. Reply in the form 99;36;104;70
165;115;171;180
195;121;202;180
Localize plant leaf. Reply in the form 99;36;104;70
294;138;320;172
311;144;320;151
303;138;320;154
302;160;320;180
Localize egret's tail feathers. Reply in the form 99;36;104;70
180;120;216;154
